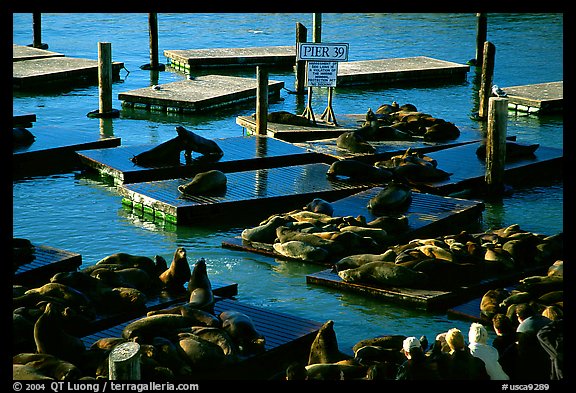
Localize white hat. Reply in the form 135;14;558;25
403;336;421;352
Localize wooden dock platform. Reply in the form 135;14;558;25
336;56;470;86
118;75;284;114
81;297;323;379
118;163;381;225
13;112;37;128
401;142;563;196
13;56;125;89
222;187;485;264
14;244;82;287
503;81;562;114
77;135;327;184
165;45;296;70
307;265;546;312
14;134;121;178
13;44;64;62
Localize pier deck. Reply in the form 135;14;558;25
13;44;64;62
504;81;562;114
13;56;124;89
14;244;82;287
81;297;323;379
222;187;485;265
336;56;470;86
13;112;37;128
406;142;563;195
77;135;326;184
118;163;381;225
165;45;296;70
118;75;284;114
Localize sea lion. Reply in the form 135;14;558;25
187;258;214;312
13;127;36;148
177;332;227;370
333;252;394;272
158;247;191;293
352;334;406;353
178;170;227;196
122;314;198;340
476;141;539;161
480;288;510;319
375;102;400;115
367;182;412;214
187;326;239;359
393;162;452;182
241;215;291;243
90;267;153;293
336;131;375;154
100;286;148;314
130;133;188;167
151;336;193;377
338;261;429;288
308;320;351;365
423;121;460;141
147;304;221;327
33;302;86;364
12;364;53;380
92;252;158;278
338;225;391;246
303;198;334;216
219;310;266;355
21;282;92;310
353;345;405;366
49;271;112;305
175;126;224;158
273;240;329;262
265;111;313;126
366;214;409;235
499;291;533;308
12;353;81;380
326;159;393;182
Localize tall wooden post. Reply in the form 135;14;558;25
295;22;308;94
98;42;113;115
109;342;141;380
32;13;42;48
474;13;487;66
149;13;159;68
255;66;268;135
485;97;508;195
313;13;322;43
478;41;496;119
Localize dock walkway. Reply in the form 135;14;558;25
503;81;562;114
77;135;326;184
118;75;284;114
118;163;380;225
14;244;82;287
165;46;296;70
13;112;37;128
13;44;64;62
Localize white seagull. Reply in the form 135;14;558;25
492;85;507;97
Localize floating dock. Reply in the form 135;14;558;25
504;81;562;114
401;142;563;195
13;55;125;89
13;44;64;62
336;56;470;86
77;135;326;184
14;244;82;287
222;187;485;264
14;134;121;178
13;112;37;128
165;45;296;70
118;75;284;114
81;297;324;380
118;163;381;225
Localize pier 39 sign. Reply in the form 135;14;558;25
297;42;349;87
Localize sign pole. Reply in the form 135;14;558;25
320;86;337;125
302;86;316;125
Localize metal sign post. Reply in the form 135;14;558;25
297;42;349;126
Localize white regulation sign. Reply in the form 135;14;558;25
297;43;349;62
306;61;338;87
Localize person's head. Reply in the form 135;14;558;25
445;328;466;352
492;313;515;336
542;305;563;321
515;303;535;322
402;336;422;358
434;332;450;353
469;322;489;344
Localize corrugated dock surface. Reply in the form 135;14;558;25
222;187;485;264
307;265;547;312
13;44;64;61
118;75;284;114
504;81;562;114
77;135;327;184
14;244;82;287
406;142;563;195
165;45;296;70
81;297;323;379
118;163;381;225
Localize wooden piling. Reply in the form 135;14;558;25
295;22;308;94
255;66;268;135
141;13;165;71
485;97;508;195
474;13;487;66
313;13;322;43
87;42;119;118
32;13;47;49
478;41;495;119
109;341;141;380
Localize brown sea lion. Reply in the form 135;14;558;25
92;252;158;277
150;336;193;377
265;111;314;126
148;304;221;327
158;247;191;293
100;286;148;314
12;364;53;380
178;170;227;196
336;131;375;154
177;332;227;370
303;198;334;216
241;215;291;243
367;183;412;215
187;326;239;359
423;121;460;141
308;320;351;365
333;252;394;273
175;126;224;158
33;302;86;364
326;159;393;182
122;314;198;340
352;335;407;353
219;310;266;355
480;288;510;319
338;261;428;288
187;258;214;312
273;240;329;262
13;127;36;148
476;141;539;161
21;282;92;310
12;353;81;380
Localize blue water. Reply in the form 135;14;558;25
12;13;563;356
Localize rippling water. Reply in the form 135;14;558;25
12;13;563;355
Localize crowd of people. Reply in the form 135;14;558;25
396;302;563;381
